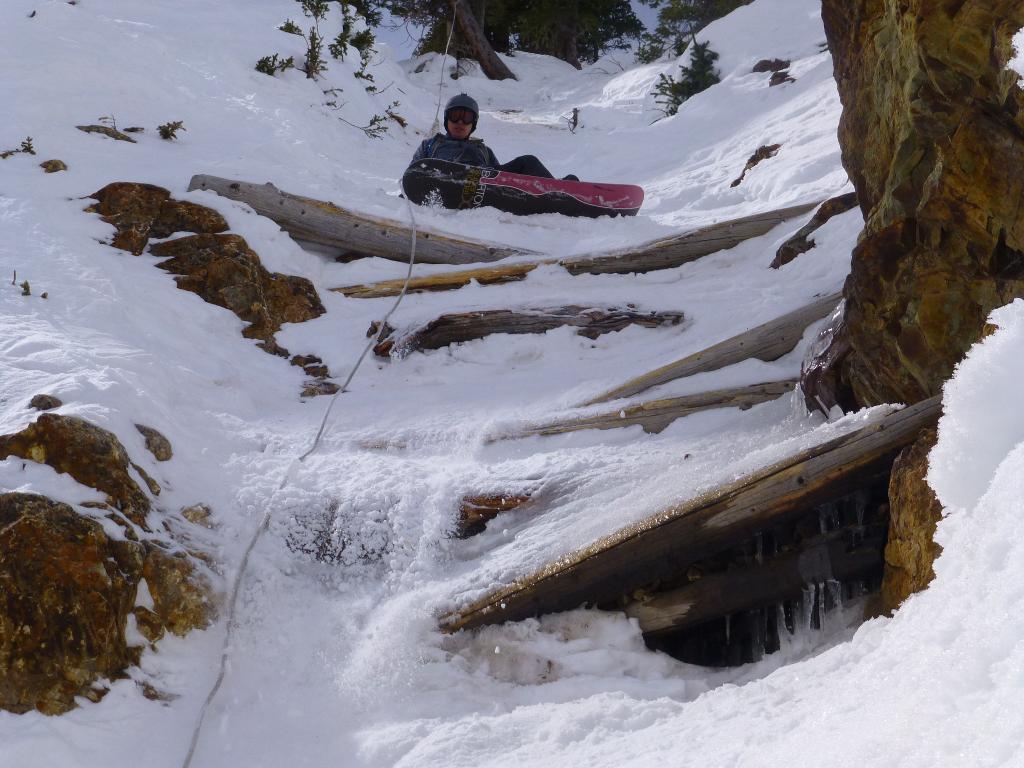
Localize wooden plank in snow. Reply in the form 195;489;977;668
330;201;825;297
187;174;529;265
374;305;685;357
440;395;941;633
562;201;821;276
585;291;842;405
333;261;551;298
490;380;797;441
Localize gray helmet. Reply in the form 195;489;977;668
444;93;479;131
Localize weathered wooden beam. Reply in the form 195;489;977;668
440;395;940;633
457;493;533;538
562;201;821;276
333;261;551;298
374;305;685;357
490;380;797;441
585;291;842;405
187;174;529;265
625;531;883;636
330;202;826;298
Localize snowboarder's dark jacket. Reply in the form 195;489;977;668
412;133;500;168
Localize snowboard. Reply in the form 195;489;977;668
402;158;644;218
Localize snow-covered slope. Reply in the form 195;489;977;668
2;1;1021;766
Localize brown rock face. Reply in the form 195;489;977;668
149;233;325;353
135;423;173;461
88;182;228;255
0;414;151;525
0;493;143;714
0;493;215;715
882;428;943;613
820;0;1024;406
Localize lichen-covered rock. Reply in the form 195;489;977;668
882;428;943;613
148;233;325;350
135;423;172;461
0;493;144;715
772;192;858;269
820;0;1024;407
181;503;214;528
28;394;62;411
0;414;151;525
88;182;228;255
39;159;67;173
142;547;213;637
0;493;215;715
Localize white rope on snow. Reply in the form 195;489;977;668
429;3;459;136
181;198;421;768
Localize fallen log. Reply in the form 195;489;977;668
440;395;941;633
374;305;685;357
625;531;883;636
187;175;529;265
562;201;821;276
457;493;533;538
585;291;841;405
332;202;824;298
490;380;796;441
334;261;550;299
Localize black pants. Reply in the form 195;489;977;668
499;154;554;178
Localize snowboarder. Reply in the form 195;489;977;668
411;93;579;181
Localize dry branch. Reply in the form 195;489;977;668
585;291;842;405
441;395;940;633
491;380;797;441
187;174;528;265
457;493;532;538
374;305;685;357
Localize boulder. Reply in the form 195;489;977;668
882;428;943;613
28;394;62;411
135;423;172;461
0;493;215;715
148;233;325;352
820;0;1024;407
88;182;227;255
0;493;143;714
0;414;151;526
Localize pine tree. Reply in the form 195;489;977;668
637;0;749;63
653;40;720;116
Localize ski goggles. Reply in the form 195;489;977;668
446;107;476;125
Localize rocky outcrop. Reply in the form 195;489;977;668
88;182;228;255
0;493;214;714
148;233;325;355
0;494;142;714
28;394;62;411
817;0;1024;407
882;428;943;613
0;414;151;526
135;424;172;461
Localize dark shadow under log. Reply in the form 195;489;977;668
374;306;685;357
626;530;883;636
441;395;940;633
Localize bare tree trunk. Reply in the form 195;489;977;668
451;0;515;80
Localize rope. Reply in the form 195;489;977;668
181;198;420;768
428;3;459;136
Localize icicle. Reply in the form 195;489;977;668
827;578;843;612
801;585;814;632
754;532;764;564
724;614;731;645
816;580;826;631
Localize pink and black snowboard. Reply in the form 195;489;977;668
402;159;644;218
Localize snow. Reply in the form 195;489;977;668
1011;28;1024;84
1;0;1020;766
